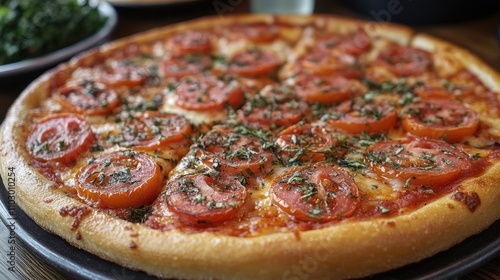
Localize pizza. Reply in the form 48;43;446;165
1;14;500;279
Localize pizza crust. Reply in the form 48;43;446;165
411;34;500;91
1;14;499;280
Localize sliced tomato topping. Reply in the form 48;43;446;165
100;64;148;88
161;53;212;79
365;138;472;186
165;31;213;55
276;123;346;164
76;150;162;208
317;28;371;56
299;49;356;75
376;46;432;77
166;173;247;225
237;86;310;129
271;165;360;222
293;74;363;104
55;81;121;115
27;114;94;164
175;75;244;111
227;48;280;77
323;98;397;134
226;22;279;43
197;125;273;175
401;99;479;142
121;111;192;149
414;82;474;100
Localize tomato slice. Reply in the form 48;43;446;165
100;64;147;88
237;86;310;129
323;98;397;134
165;31;213;55
226;22;279;43
175;75;244;111
317;28;372;56
276;123;347;164
161;53;212;79
271;165;360;222
401;99;479;142
299;49;356;75
414;82;474;100
27;114;95;164
227;48;280;77
76;150;162;208
197;125;273;175
166;173;247;225
121;111;192;149
293;74;363;104
376;46;432;77
365;138;472;186
55;81;121;115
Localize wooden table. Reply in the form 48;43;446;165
1;0;499;279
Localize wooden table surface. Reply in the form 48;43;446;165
1;0;499;279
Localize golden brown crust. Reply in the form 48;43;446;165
411;33;500;91
1;14;500;280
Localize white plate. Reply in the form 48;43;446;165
0;1;117;79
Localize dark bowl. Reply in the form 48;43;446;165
337;0;500;25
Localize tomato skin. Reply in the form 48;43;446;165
76;150;162;208
293;74;363;104
414;82;474;100
166;173;247;225
276;123;346;163
376;46;432;77
196;125;273;175
161;53;212;79
165;31;213;55
27;113;95;164
299;49;356;75
237;86;310;130
121;111;192;149
226;22;279;43
317;28;372;56
365;138;472;186
271;165;360;222
401;99;479;142
324;98;397;134
227;48;280;77
175;75;244;111
100;63;148;88
55;81;121;115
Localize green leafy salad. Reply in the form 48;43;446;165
0;0;107;65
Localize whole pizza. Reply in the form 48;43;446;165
1;15;500;279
